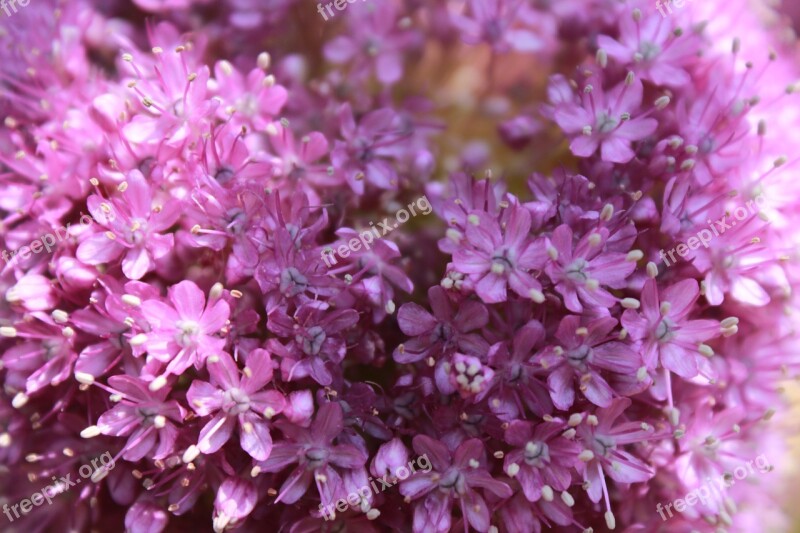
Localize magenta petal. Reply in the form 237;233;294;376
412;435;451;471
660;343;698;378
258;444;301;472
239;415;273;461
547;366;575;410
454;248;492;274
329;444;368;469
475;273;507;303
207;352;240;389
582;372;613;407
413;491;451;533
125;501;169;533
570;135;600;158
169;280;206;320
276;468;312;504
77;233;125;264
186;380;223;416
600;137;634;163
122;246;153;280
197;414;236;454
142;300;180;328
397;303;437;336
461;490;490;532
201;299;231;334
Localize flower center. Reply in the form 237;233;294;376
507;363;523;383
223;387;251;415
700;134;715;154
438;469;465;494
593;435;615;457
298;326;326;356
215;167;235;185
305;447;329;468
638;41;661;61
176;320;201;347
434;323;453;342
226;209;247;236
524;441;550;466
655;318;677;343
565;258;589;282
491;253;513;275
596;112;619;134
125;219;147;245
566;345;592;367
280;267;308;297
137;407;159;426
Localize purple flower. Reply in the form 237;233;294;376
2;317;77;397
267;122;337;187
323;2;418;86
575;399;655;526
452;0;543;53
622;279;720;379
394;286;488;364
452;205;547;303
503;420;580;502
267;303;359;386
213;59;288;130
400;436;512;533
187;349;285;460
331;105;408;193
77;171;179;280
544;225;636;314
256;402;367;508
141;280;230;388
212;477;258;532
540;315;642;409
483;321;554;419
81;375;186;461
553;74;657;163
597;12;700;87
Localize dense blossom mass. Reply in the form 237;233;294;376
1;0;800;531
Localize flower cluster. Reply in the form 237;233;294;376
1;0;799;531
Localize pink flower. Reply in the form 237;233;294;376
553;74;657;163
83;375;186;461
597;12;700;87
544;225;635;314
141;281;230;387
503;420;581;503
257;402;367;507
540;315;642;409
400;436;512;533
187;349;285;460
622;279;720;379
394;286;488;364
574;399;655;513
452;205;547;303
77;170;179;280
452;0;543;53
